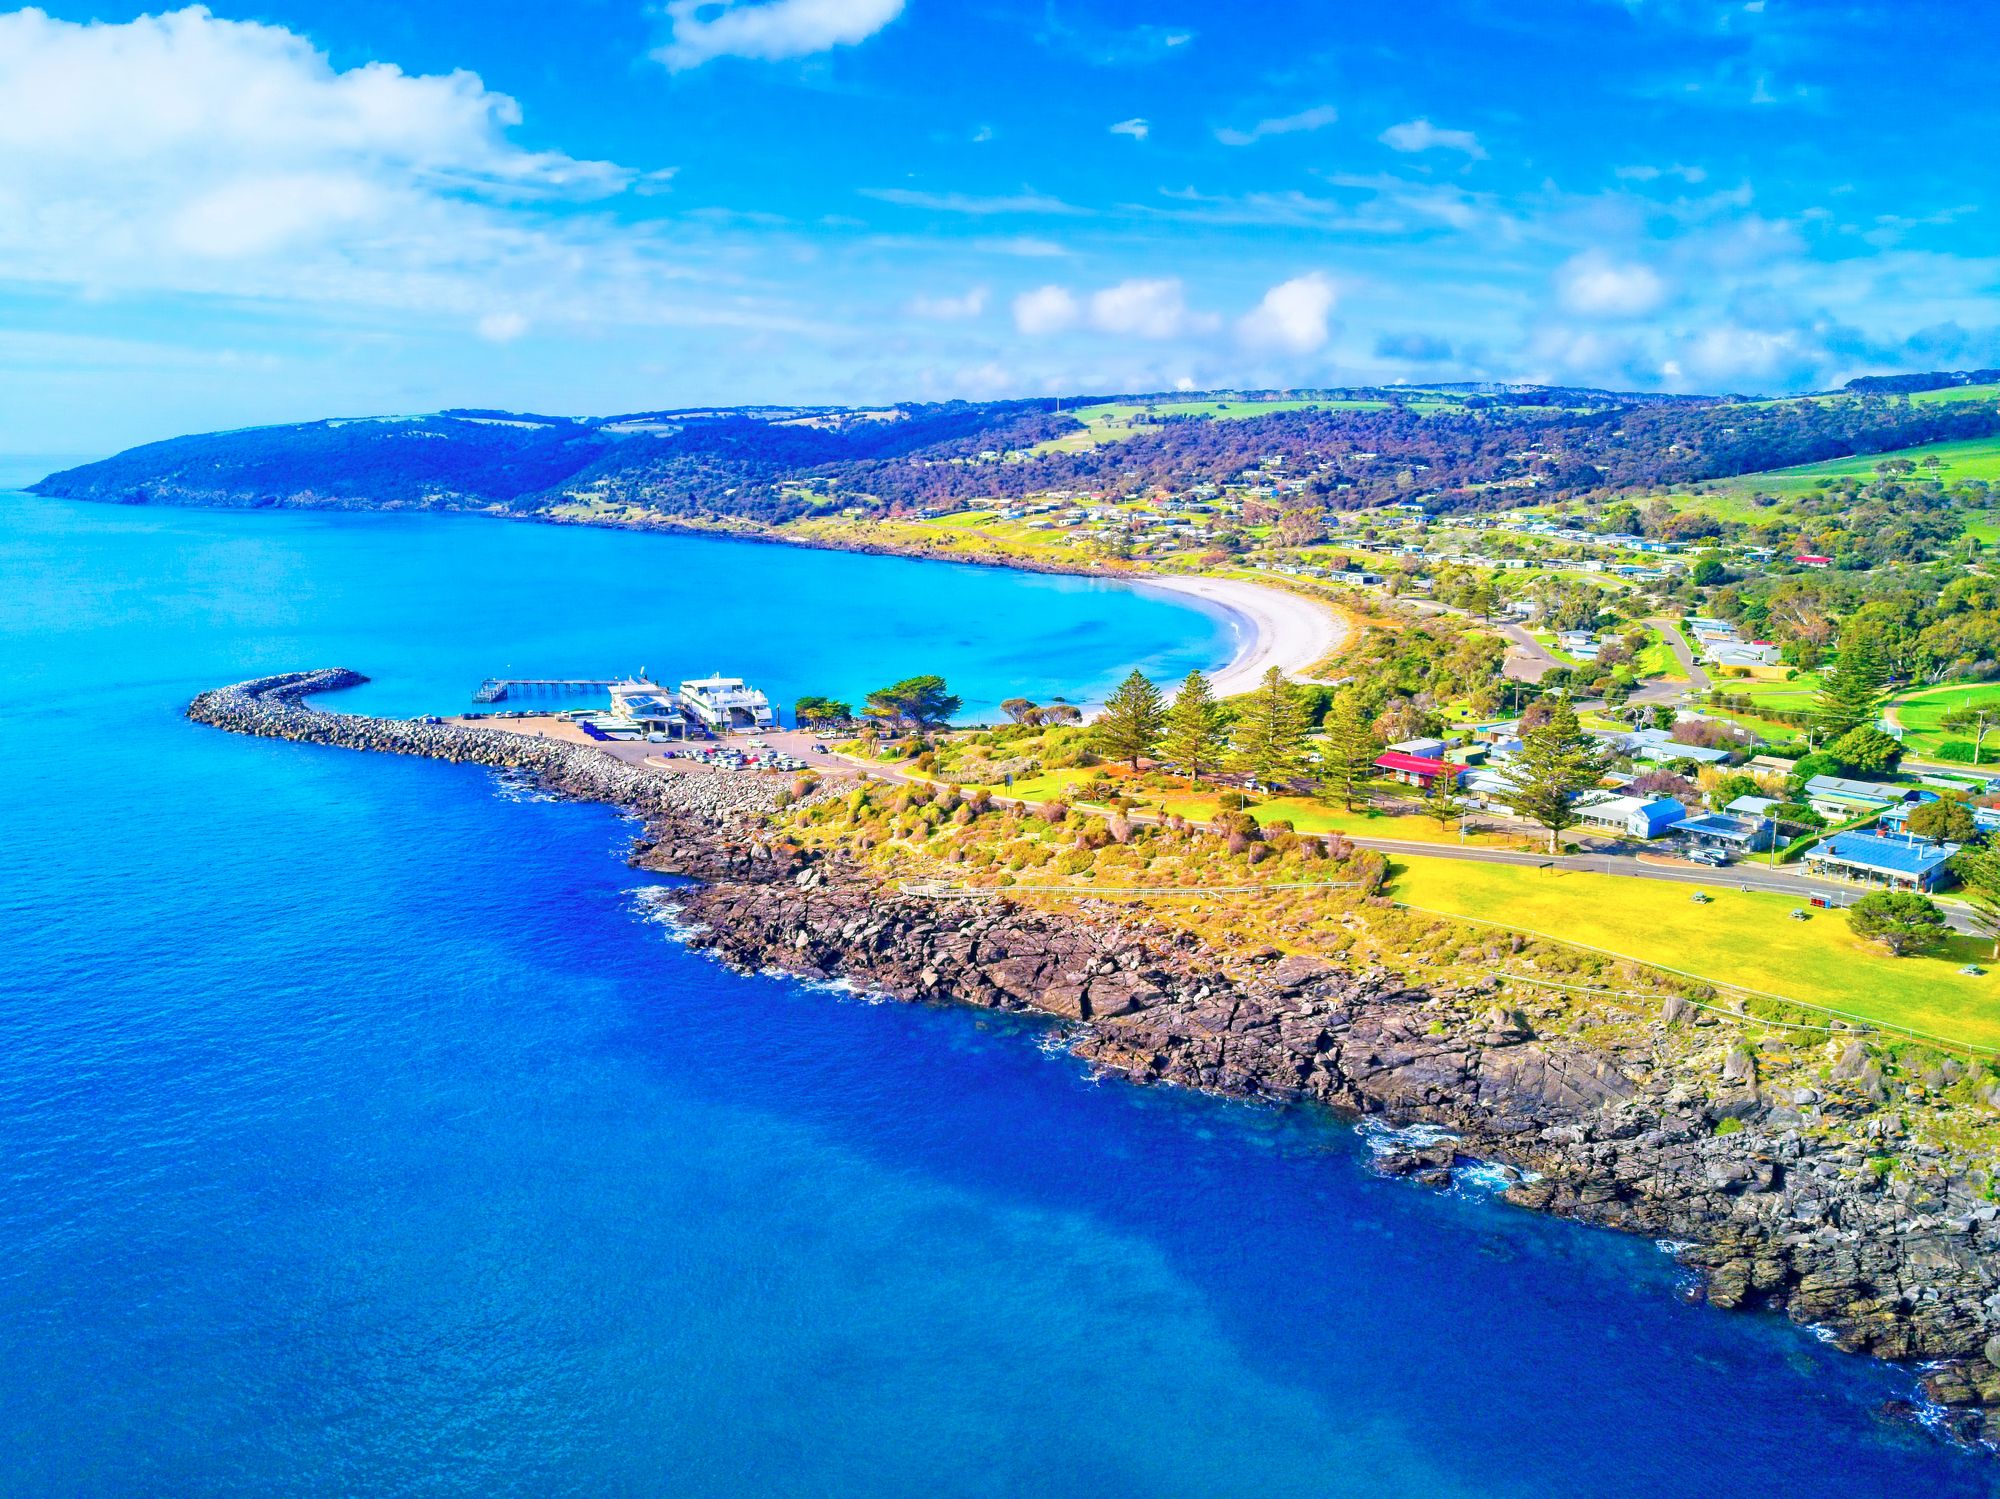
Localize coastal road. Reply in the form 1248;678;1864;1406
459;716;1983;936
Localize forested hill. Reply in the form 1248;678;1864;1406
30;375;2000;523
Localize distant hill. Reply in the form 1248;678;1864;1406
30;378;2000;523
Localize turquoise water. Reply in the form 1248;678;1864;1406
0;493;1986;1496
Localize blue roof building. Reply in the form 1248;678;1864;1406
1804;831;1961;891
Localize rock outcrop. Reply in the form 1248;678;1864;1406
190;670;2000;1446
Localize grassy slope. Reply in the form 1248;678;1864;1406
1388;855;2000;1049
1890;680;2000;757
1030;395;1464;454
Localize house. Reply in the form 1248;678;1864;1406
1804;831;1960;891
1796;554;1833;568
1576;793;1688;840
1725;794;1781;819
1374;751;1457;788
1386;736;1449;759
1461;768;1516;809
1605;727;1732;766
1555;630;1597;651
1802;774;1902;821
1706;642;1783;668
1672;812;1776;854
1747;754;1798;779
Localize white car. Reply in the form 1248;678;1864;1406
1687;848;1729;867
646;732;669;744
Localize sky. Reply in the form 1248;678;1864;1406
2;0;1997;454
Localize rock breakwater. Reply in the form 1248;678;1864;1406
190;669;2000;1444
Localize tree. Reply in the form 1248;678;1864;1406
1500;696;1611;852
1318;691;1378;810
1953;846;2000;957
1160;669;1227;785
1093;670;1166;770
1690;557;1725;587
1230;667;1310;790
1826;725;1902;776
1908;797;1979;845
1940;705;1998;765
1814;639;1885;740
1845;890;1949;956
1422;763;1468;830
999;697;1040;725
865;675;961;730
792;695;852;727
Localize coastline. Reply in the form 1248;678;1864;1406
1125;573;1349;694
187;668;2000;1448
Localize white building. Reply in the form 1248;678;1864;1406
678;675;775;732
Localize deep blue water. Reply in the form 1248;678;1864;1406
0;493;1989;1497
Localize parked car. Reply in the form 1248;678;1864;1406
1688;848;1729;867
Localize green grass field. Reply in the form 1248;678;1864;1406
1888;680;2000;759
1910;382;2000;406
1029;395;1464;454
1388;856;2000;1050
1712;434;2000;500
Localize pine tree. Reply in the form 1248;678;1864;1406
1814;637;1885;741
1230;667;1309;790
1160;669;1226;785
1093;669;1166;770
1318;691;1378;810
1500;696;1609;852
1423;762;1468;830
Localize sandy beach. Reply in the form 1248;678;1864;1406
1128;574;1350;696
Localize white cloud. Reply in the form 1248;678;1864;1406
654;0;905;72
1378;118;1487;160
1110;117;1150;140
861;187;1088;216
1088;277;1210;338
1013;285;1080;335
1012;278;1216;340
906;287;988;320
1236;273;1336;354
1556;251;1669;318
477;310;530;343
1215;104;1338;147
1616;162;1708;184
0;6;775;337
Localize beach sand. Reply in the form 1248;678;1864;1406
1129;575;1350;697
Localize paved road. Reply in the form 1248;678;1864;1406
1644;617;1713;693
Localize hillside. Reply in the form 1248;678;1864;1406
29;374;2000;525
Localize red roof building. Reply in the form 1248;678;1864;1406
1795;554;1832;567
1374;751;1453;786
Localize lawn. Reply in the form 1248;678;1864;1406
1386;856;2000;1051
1028;395;1463;454
1710;434;2000;500
1888;680;2000;759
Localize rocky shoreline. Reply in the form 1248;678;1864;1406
191;669;2000;1445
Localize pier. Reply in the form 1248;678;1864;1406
473;677;615;704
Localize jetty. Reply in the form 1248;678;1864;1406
473;676;615;704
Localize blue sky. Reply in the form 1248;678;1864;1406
2;0;1996;453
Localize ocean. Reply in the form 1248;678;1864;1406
0;492;1985;1496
